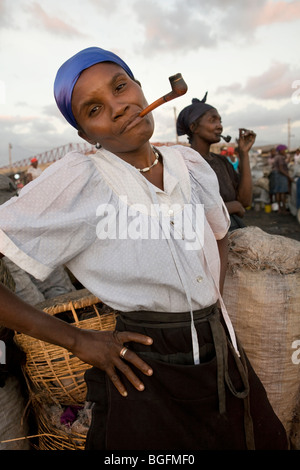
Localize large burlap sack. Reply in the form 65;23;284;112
0;258;29;450
223;227;300;449
0;376;30;450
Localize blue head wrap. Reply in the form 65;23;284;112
176;93;215;136
54;46;135;129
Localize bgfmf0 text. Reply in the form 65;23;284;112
148;455;195;465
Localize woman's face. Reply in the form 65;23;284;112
71;62;154;155
191;108;223;144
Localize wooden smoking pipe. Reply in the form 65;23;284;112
139;73;188;117
221;135;231;143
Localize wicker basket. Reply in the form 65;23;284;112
33;399;89;451
14;289;117;405
37;427;86;451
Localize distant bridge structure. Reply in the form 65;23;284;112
0;140;183;177
0;142;95;176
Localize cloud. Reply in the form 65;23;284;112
0;114;37;127
223;101;299;129
219;100;300;147
133;0;217;55
89;0;119;15
0;113;54;137
217;62;300;100
217;83;243;94
132;0;300;54
0;112;80;166
26;2;84;37
257;0;300;26
43;103;65;121
0;0;14;29
185;0;300;28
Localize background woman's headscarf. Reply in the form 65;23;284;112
54;46;135;129
176;93;215;137
276;144;287;153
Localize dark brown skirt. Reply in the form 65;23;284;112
85;305;288;450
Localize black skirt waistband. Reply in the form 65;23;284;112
118;303;218;329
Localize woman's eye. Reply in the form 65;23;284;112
116;82;126;92
89;105;100;116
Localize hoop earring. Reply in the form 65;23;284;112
95;143;101;149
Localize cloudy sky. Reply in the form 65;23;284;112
0;0;300;167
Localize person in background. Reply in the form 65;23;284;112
0;47;287;451
267;148;277;209
292;148;300;179
294;148;300;164
26;157;42;183
226;147;239;172
0;174;18;205
268;148;276;168
177;95;255;231
273;144;293;214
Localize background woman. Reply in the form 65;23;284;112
273;144;293;214
177;95;255;231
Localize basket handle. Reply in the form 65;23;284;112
70;302;80;326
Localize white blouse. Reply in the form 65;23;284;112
0;144;228;308
0;145;238;360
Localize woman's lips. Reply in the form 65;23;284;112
120;113;143;134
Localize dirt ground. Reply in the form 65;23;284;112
243;208;300;242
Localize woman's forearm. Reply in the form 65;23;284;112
217;234;229;295
0;282;79;350
279;164;292;179
225;200;246;217
237;150;253;207
0;282;154;397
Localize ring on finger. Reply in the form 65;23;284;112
120;347;128;359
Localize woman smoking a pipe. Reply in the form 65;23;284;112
0;47;287;450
